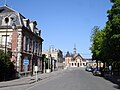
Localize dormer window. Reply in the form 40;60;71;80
23;19;30;29
2;16;11;25
2;13;17;26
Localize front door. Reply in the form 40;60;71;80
78;63;79;67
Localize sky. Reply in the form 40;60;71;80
0;0;112;58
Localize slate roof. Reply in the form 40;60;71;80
0;5;26;27
0;5;16;13
65;51;85;61
65;51;71;57
0;5;43;41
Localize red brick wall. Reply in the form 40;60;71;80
11;31;17;51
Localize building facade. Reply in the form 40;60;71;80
43;48;64;70
0;5;43;76
86;59;103;68
64;51;86;68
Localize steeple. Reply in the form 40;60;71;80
4;0;8;6
74;44;76;54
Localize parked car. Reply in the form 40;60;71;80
92;67;103;76
85;66;93;72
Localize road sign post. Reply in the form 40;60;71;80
35;66;38;82
24;57;29;77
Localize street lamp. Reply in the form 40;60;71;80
3;17;9;81
4;17;9;57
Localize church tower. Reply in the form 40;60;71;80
74;44;76;54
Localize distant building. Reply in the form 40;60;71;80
0;5;43;76
43;48;64;69
64;47;86;68
86;59;103;68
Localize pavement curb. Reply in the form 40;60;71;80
0;69;65;88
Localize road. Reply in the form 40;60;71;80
0;68;119;90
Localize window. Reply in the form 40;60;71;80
26;37;28;51
35;42;38;54
75;63;76;66
2;17;10;26
27;38;30;52
33;41;36;53
38;43;41;55
2;35;9;46
29;39;32;52
23;36;27;51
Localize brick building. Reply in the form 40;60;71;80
0;5;43;76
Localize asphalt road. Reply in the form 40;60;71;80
0;68;119;90
27;68;119;90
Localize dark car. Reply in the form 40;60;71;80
92;67;103;76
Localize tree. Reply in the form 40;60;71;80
0;49;15;81
90;26;105;68
90;26;104;60
102;0;120;75
90;0;120;75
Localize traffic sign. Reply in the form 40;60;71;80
24;56;29;65
24;60;29;65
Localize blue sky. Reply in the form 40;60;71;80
0;0;112;58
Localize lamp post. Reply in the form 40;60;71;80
3;17;9;81
4;17;9;57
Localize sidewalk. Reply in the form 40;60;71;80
103;74;120;86
0;69;65;88
0;76;35;88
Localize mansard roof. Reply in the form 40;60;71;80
0;5;43;41
0;5;16;13
0;5;25;27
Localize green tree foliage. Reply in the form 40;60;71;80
90;26;105;61
103;0;120;74
0;49;15;81
104;0;120;63
90;0;120;75
42;54;46;62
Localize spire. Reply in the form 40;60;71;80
74;44;76;54
4;0;8;6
